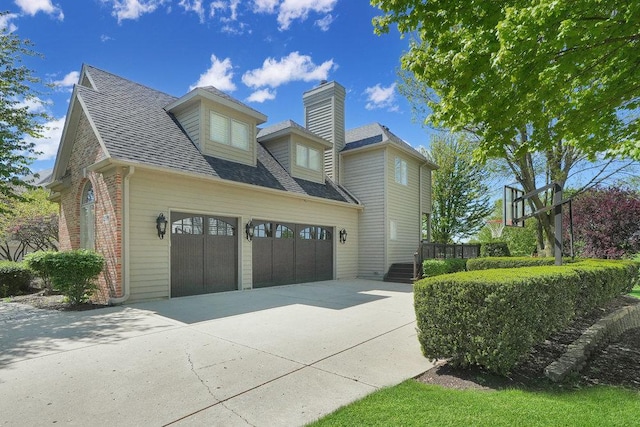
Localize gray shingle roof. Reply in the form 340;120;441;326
344;122;427;160
78;65;357;204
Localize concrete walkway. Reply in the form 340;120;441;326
0;279;433;426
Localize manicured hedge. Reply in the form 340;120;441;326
0;261;32;298
413;259;639;374
466;256;576;271
422;258;467;277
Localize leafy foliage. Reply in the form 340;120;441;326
475;200;538;256
26;250;104;305
0;188;58;261
422;258;467;277
372;0;640;256
413;260;639;374
424;134;493;243
23;249;55;292
467;256;575;271
0;18;49;207
0;260;32;297
565;187;640;259
480;242;511;257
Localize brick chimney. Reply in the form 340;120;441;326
303;81;346;182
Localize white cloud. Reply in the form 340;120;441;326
29;117;65;161
277;0;337;30
0;13;19;32
14;0;64;20
103;0;167;23
242;52;336;89
53;71;79;90
314;14;333;31
189;54;236;92
16;97;49;114
252;0;279;14
100;34;114;42
178;0;204;23
364;83;399;112
246;88;276;103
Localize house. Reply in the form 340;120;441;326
47;65;437;304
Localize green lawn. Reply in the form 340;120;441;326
630;284;640;299
309;380;640;427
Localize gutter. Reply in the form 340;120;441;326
109;166;134;305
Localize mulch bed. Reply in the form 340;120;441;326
416;295;640;391
5;289;108;311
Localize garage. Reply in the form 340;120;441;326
252;221;333;288
170;212;238;297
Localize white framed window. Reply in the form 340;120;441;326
296;144;321;171
395;157;407;185
210;111;250;151
80;181;95;249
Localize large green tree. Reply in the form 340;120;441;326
0;15;47;210
425;134;493;243
372;0;639;255
0;188;58;261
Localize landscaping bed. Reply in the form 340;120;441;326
417;294;640;391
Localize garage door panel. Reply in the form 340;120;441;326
204;235;237;293
315;239;333;281
272;233;294;285
252;221;273;288
171;234;204;297
171;213;238;297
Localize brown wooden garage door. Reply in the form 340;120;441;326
171;212;238;297
252;221;333;288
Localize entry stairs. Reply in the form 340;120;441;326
383;263;417;284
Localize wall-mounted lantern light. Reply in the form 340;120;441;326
339;228;347;244
156;213;168;239
245;220;254;241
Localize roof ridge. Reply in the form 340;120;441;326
84;64;177;100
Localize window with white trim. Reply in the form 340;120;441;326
210;111;250;150
390;220;397;241
80;181;95;249
395;157;407;185
296;144;321;171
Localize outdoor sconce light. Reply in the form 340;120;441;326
156;213;168;239
339;228;347;244
245;220;254;241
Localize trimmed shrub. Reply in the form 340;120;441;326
413;260;639;374
31;250;104;305
422;258;467;277
0;261;33;298
480;242;511;257
467;256;576;271
24;250;57;292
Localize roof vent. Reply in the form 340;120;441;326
319;80;328;86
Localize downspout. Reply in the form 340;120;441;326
109;166;134;305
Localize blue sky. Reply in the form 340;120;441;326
3;0;435;174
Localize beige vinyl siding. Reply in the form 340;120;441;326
262;137;291;171
174;102;201;147
387;147;421;267
342;149;386;280
201;101;257;166
127;169;358;302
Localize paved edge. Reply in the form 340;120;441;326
545;303;640;382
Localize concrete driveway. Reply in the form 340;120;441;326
0;279;433;426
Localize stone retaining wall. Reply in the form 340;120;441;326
545;303;640;382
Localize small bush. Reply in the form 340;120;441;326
0;261;33;298
413;259;639;374
422;258;467;277
30;250;104;305
24;250;57;292
480;242;511;257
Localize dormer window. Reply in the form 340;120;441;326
296;144;321;171
210;111;250;151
